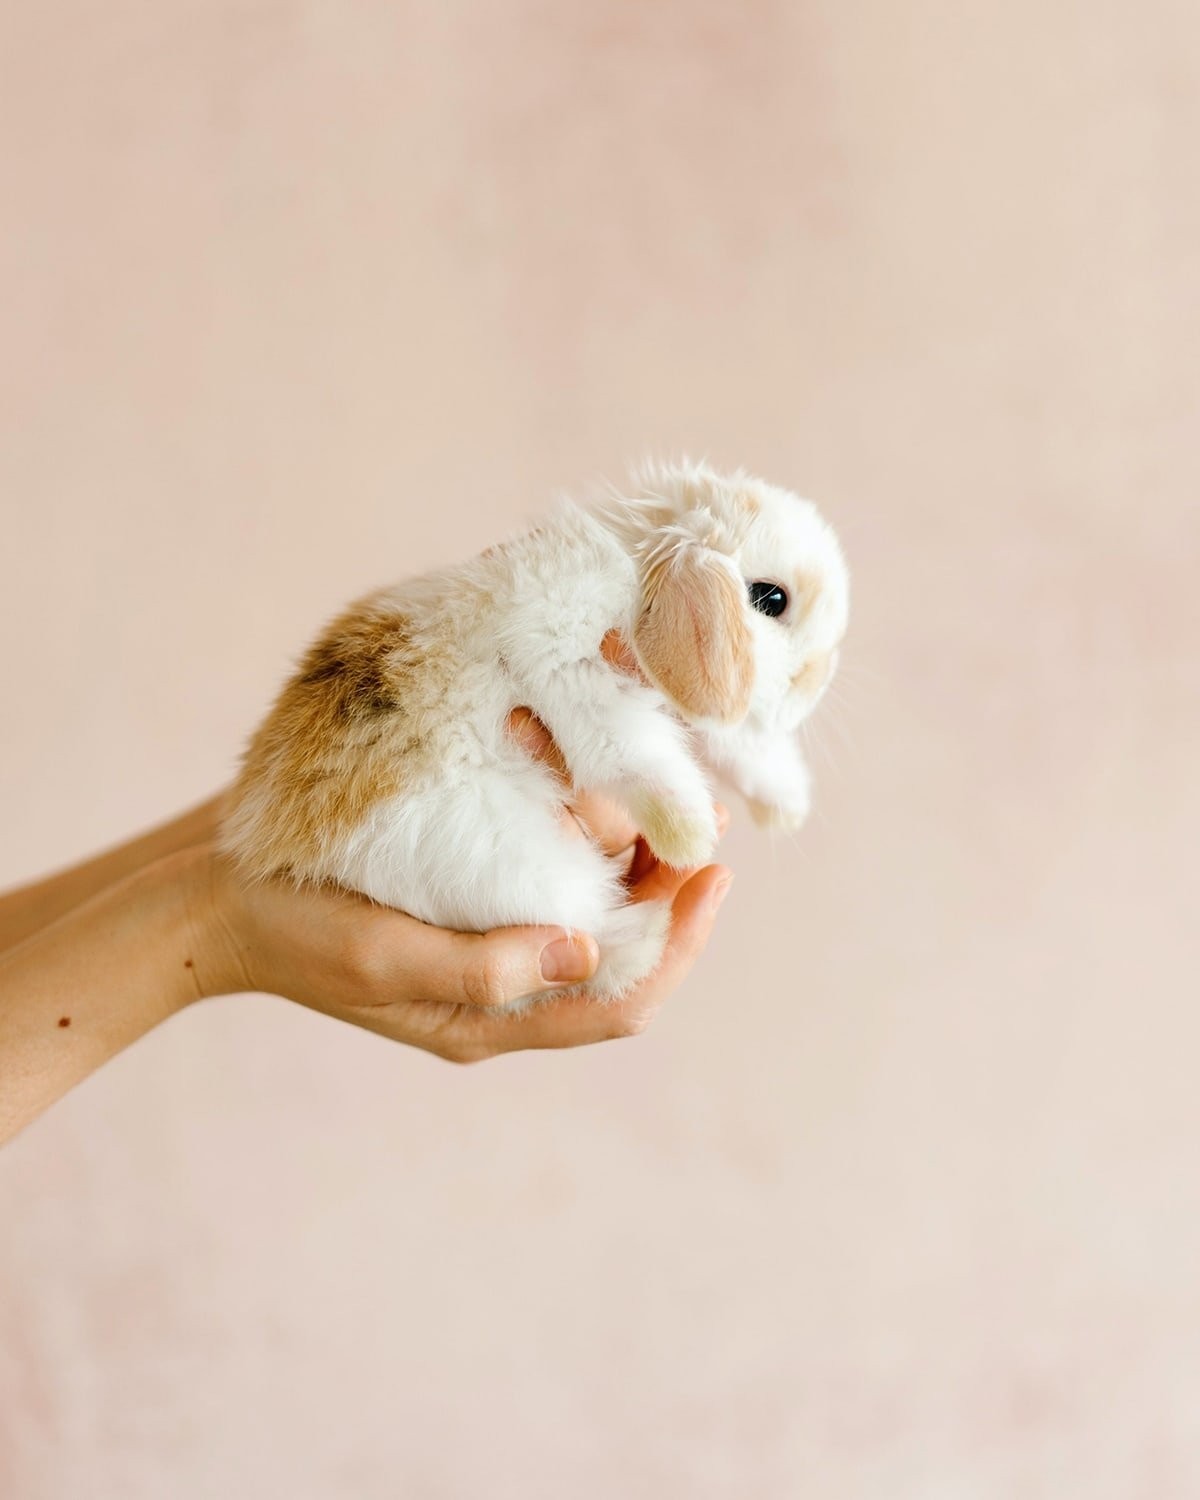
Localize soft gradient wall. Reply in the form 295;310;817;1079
2;4;1198;1496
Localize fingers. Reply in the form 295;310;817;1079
600;629;649;683
470;863;732;1053
622;800;730;900
386;801;732;1036
505;706;643;857
570;791;640;858
391;920;600;1010
505;707;569;786
506;705;731;866
638;864;732;1001
328;789;731;1020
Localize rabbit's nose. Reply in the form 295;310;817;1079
791;651;835;696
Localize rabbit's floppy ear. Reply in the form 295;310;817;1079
633;542;754;723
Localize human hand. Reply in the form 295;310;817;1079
0;673;731;1141
193;706;732;1061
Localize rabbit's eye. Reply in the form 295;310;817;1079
748;580;789;619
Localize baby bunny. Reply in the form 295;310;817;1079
220;460;848;1007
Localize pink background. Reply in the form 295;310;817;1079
2;3;1198;1495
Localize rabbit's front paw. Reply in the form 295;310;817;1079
630;788;718;869
747;787;811;834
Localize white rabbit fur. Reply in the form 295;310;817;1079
220;459;848;1008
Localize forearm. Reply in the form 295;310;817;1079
0;848;212;1143
0;796;222;954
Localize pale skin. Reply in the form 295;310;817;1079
0;699;732;1144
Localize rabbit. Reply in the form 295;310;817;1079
220;459;849;1008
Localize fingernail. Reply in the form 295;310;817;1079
540;935;594;983
709;874;734;913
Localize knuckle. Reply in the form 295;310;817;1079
339;928;390;991
441;1040;487;1065
609;1007;649;1040
462;955;508;1009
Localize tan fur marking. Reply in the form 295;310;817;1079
230;602;453;879
790;571;822;625
633;548;754;723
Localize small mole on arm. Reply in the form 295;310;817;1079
183;958;194;969
58;1016;71;1028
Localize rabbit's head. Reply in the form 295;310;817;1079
604;459;848;732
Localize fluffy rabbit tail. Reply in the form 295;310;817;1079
590;898;673;998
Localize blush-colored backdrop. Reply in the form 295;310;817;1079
2;4;1198;1496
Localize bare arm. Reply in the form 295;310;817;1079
0;717;731;1144
0;850;205;1139
0;797;224;954
0;839;728;1145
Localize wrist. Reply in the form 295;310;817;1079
0;841;228;1143
160;843;251;1006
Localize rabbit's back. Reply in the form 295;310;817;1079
221;503;638;910
223;585;493;880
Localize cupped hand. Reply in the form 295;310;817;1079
196;707;732;1061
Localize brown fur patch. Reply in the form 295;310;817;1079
297;628;400;716
229;602;451;879
633;548;754;723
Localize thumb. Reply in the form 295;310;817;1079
418;923;600;1008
